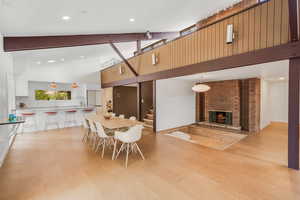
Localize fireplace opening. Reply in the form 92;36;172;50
209;111;232;125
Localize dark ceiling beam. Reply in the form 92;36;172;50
109;42;138;77
288;0;299;41
3;32;179;52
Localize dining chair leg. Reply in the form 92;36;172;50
135;143;145;160
125;143;130;168
101;139;106;158
112;140;117;160
95;138;101;152
115;143;125;159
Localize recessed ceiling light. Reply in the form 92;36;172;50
61;58;65;61
279;77;285;80
36;61;41;65
129;18;135;22
80;56;85;59
48;60;56;63
62;16;71;21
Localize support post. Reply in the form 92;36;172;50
288;57;300;170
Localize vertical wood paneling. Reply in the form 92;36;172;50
238;13;244;53
211;24;216;60
219;21;225;58
243;10;250;53
267;0;275;47
273;0;282;46
207;26;212;60
260;3;268;49
248;8;255;51
281;0;289;44
200;29;205;62
102;0;291;84
216;23;220;58
254;6;261;50
204;28;208;61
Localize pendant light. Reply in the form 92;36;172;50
49;82;57;89
71;83;79;88
192;84;210;93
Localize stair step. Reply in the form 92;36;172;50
146;114;154;120
143;124;153;129
144;118;153;125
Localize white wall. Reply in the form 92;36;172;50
269;81;289;123
14;57;102;84
0;34;15;166
156;79;195;131
260;79;271;129
259;80;289;127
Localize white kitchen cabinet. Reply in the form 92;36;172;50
15;78;28;96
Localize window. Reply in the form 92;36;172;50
35;90;71;100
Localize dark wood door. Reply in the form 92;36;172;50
113;86;138;118
140;81;153;121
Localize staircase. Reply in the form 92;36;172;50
143;108;154;130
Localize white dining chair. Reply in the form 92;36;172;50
114;125;145;168
82;118;91;143
111;113;116;117
119;114;125;119
88;119;98;150
94;122;114;158
129;116;136;120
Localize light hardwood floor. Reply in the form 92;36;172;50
0;123;299;200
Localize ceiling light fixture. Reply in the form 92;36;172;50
279;77;285;80
36;61;41;65
146;31;152;39
48;60;56;63
129;18;135;22
80;56;85;59
61;58;65;61
62;16;71;21
192;84;211;93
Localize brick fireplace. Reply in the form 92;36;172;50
197;78;261;133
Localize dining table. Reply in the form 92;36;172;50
86;114;143;130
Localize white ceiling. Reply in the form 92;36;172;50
0;0;237;36
2;0;239;71
174;60;289;82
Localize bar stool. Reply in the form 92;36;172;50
21;112;38;133
81;108;94;124
44;112;59;130
64;110;78;128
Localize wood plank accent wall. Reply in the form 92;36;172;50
101;0;290;85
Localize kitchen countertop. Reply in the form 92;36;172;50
16;106;97;111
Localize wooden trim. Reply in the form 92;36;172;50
3;32;179;52
288;57;300;170
102;41;300;88
196;0;268;30
109;42;138;76
288;0;299;41
101;77;137;88
153;80;157;133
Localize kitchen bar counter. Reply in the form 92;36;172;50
16;106;96;132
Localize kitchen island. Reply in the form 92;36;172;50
16;106;97;132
